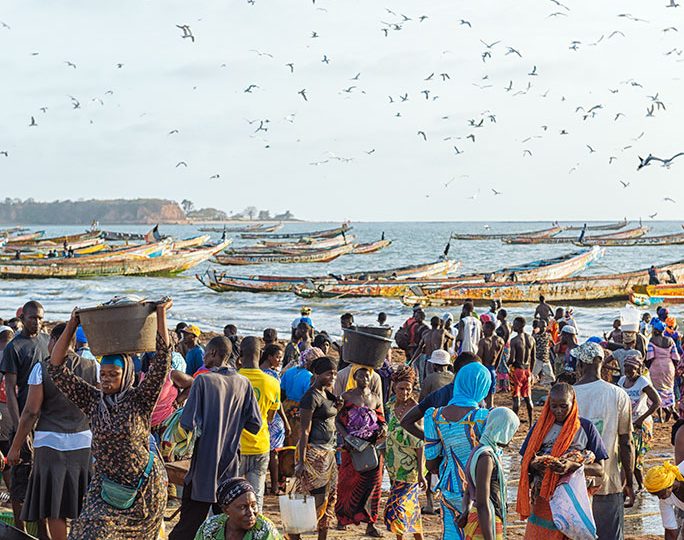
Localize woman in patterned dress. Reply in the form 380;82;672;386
647;318;681;422
384;366;425;540
48;300;172;539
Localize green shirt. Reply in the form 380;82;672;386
194;513;282;540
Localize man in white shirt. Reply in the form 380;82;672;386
573;341;635;540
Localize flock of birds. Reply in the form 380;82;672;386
1;1;683;218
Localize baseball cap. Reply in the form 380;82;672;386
442;312;454;323
182;324;201;337
570;341;604;364
561;325;577;335
428;349;451;365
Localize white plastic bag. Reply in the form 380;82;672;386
278;493;318;534
549;466;597;540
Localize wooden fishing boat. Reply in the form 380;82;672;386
630;284;684;306
197;258;461;293
293;247;603;299
575;231;684;247
171;235;212;250
402;259;684;307
100;231;146;241
352;239;392;254
4;231;45;243
213;242;354;265
198;223;282;233
503;226;649;245
0;241;230;279
563;219;628;231
241;223;351;240
451;225;563;241
257;234;353;250
5;231;99;247
0;227;29;236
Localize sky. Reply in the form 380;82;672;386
0;0;683;221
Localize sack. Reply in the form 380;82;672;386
395;324;411;350
549;466;597;540
346;435;379;472
101;451;155;510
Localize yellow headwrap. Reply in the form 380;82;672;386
345;364;375;391
644;461;684;493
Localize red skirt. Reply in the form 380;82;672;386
335;449;383;525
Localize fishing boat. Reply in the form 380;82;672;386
563;219;628;231
171;235;213;250
213;242;354;265
4;231;45;243
402;259;684;307
293;247;603;299
5;231;100;247
196;258;461;293
352;239;392;254
503;225;649;245
257;234;353;250
198;223;282;233
0;241;230;279
630;283;684;306
240;223;351;240
450;224;563;241
575;231;684;247
100;231;146;241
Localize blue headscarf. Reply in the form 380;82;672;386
652;318;666;333
449;362;491;407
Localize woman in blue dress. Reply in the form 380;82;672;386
424;362;491;540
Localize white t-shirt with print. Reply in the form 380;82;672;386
617;375;651;422
574;379;632;495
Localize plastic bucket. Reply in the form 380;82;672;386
278;493;318;534
78;302;157;356
342;326;393;369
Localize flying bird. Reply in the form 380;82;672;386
286;63;294;73
665;197;677;203
528;65;538;76
311;31;319;38
209;174;220;180
29;116;37;127
491;188;502;195
523;149;533;157
250;49;273;58
168;129;179;135
619;180;630;188
0;21;10;29
424;73;434;81
417;131;427;141
638;152;684;170
244;84;259;93
69;96;80;109
321;55;330;64
649;212;658;219
175;161;188;168
298;89;308;101
0;151;8;157
365;149;375;154
587;145;596;153
506;47;522;57
480;40;500;49
351;73;361;80
176;24;195;42
64;61;77;69
460;19;472;27
667;0;680;6
342;86;356;93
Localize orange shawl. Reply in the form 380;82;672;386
516;398;580;519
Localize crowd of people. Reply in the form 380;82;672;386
0;297;682;539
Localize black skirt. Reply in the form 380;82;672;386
21;446;91;521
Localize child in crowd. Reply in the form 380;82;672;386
606;319;623;344
510;358;533;424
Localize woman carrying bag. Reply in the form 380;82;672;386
48;300;173;539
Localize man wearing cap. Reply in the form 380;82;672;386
573;341;635;540
182;324;205;376
419;350;454;401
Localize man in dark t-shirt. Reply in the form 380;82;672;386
0;301;49;531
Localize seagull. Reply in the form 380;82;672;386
506;47;522;57
175;161;188;168
528;65;538;76
365;149;375;155
492;188;502;195
615;113;625;120
549;0;571;9
298;89;308;101
388;96;395;103
637;152;684;170
286;63;294;73
608;30;625;39
419;15;428;22
663;26;678;32
342;86;356;93
0;21;10;29
250;49;273;58
482;51;491;62
322;55;330;64
311;31;319;38
64;61;77;69
440;73;450;81
168;129;179;135
460;19;472;27
523;149;533;157
417;131;427;141
453;146;463;155
505;80;513;91
480;40;500;49
609;156;618;164
548;11;568;17
424;73;434;81
69;96;80;109
467;134;476;142
244;84;259;93
400;93;409;102
667;0;680;5
254;120;269;133
421;90;430;100
351;73;361;80
0;151;8;157
619;180;630;188
29;116;37;127
646;105;655;117
209;174;220;180
665;197;677;203
587;145;596;153
649;212;658;219
176;24;195;42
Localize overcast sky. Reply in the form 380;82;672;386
0;0;682;221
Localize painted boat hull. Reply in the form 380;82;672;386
352;239;392;254
451;225;563;241
564;219;628;231
503;226;649;245
294;248;602;299
197;258;460;293
213;243;354;265
257;234;353;249
630;284;684;306
172;235;213;250
576;231;684;247
241;223;351;240
403;260;684;306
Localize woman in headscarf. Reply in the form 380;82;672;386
336;366;386;537
292;356;340;540
644;461;684;539
517;383;608;539
194;477;282;540
47;301;172;539
647;318;680;422
423;362;491;539
618;355;661;492
384;365;426;540
460;408;520;540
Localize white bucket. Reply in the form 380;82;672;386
278;493;318;534
620;304;641;332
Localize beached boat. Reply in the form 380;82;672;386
563;219;628;231
100;231;146;241
257;234;353;250
503;225;649;245
197;258;461;293
0;241;230;279
171;235;212;250
402;259;684;307
630;284;684;306
213;243;355;265
198;223;282;233
450;225;563;241
352;239;392;254
5;231;99;247
4;231;45;244
294;247;603;299
240;223;351;240
575;231;684;247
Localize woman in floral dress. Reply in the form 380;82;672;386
384;365;425;540
48;301;172;539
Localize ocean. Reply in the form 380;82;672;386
0;221;681;341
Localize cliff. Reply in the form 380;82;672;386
0;199;188;225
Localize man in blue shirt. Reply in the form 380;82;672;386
182;324;205;376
